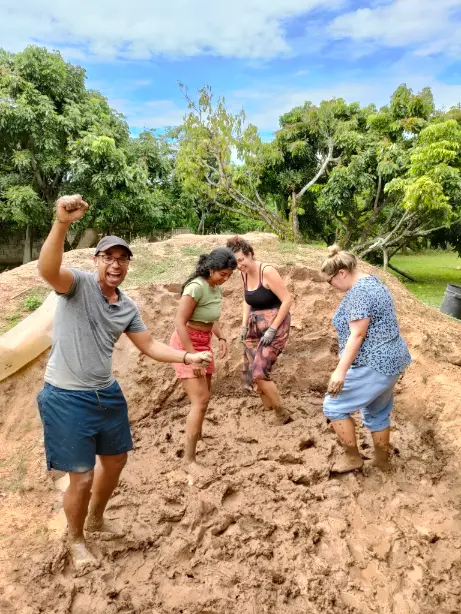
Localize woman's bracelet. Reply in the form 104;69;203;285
183;352;189;364
218;337;227;342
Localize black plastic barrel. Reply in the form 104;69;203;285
440;284;461;319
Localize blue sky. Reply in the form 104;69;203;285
3;0;461;137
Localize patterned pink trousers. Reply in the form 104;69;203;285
242;308;290;390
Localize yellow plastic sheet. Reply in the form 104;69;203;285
0;292;57;382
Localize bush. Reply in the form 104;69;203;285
23;295;43;311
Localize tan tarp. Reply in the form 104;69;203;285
0;292;56;382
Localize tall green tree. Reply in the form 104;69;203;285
0;46;172;261
314;84;460;268
175;85;290;238
176;85;356;241
260;98;373;241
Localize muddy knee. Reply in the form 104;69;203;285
193;393;211;413
68;469;94;494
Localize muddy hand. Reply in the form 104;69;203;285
327;369;345;397
56;194;89;224
193;366;206;378
219;338;228;359
261;327;277;346
191;351;212;368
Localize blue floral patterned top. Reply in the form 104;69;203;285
332;275;411;376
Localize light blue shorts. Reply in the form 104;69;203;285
323;366;400;432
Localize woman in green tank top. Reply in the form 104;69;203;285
170;248;237;485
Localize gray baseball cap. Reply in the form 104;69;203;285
95;236;133;257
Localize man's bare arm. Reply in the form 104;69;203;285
38;195;88;293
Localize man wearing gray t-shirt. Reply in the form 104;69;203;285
37;194;211;572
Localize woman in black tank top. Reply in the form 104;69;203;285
226;236;293;424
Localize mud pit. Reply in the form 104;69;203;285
1;234;461;614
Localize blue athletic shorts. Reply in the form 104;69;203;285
37;380;133;473
323;366;400;432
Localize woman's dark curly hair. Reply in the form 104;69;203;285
182;247;237;293
226;236;254;257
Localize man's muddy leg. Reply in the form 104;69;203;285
64;469;99;570
86;453;127;533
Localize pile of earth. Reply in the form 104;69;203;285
1;233;461;614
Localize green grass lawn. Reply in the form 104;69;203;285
390;250;461;307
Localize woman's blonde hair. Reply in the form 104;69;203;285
320;244;357;276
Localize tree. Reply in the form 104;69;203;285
315;84;459;269
261;98;373;241
0;46;171;261
358;117;461;267
0;46;89;259
176;85;354;241
175;85;289;238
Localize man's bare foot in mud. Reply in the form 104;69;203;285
185;461;214;487
69;539;100;574
85;515;124;537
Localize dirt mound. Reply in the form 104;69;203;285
1;233;461;613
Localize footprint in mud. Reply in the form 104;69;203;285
185;462;215;489
299;437;316;451
222;486;244;510
158;501;186;523
236;435;259;444
276;452;304;465
47;509;67;538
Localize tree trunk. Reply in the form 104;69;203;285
382;247;389;272
198;210;206;234
387;262;416;282
323;232;336;246
291;191;301;243
23;225;33;264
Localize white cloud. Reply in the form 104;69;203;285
1;0;343;61
329;0;461;56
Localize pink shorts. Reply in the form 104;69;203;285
170;328;215;379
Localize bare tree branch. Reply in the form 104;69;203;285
406;223;450;238
213;201;255;219
254;187;266;209
296;139;335;201
204;150;288;235
213;187;286;235
356;216;452;259
373;174;382;214
228;184;288;233
382;211;414;244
